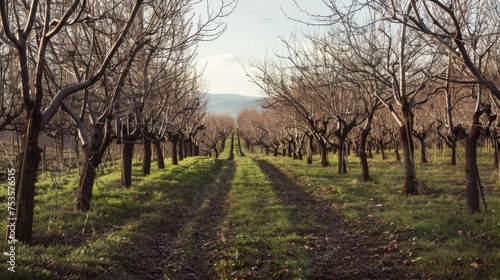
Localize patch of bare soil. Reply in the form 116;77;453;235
256;159;425;280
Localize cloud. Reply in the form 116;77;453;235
197;53;262;97
260;17;278;23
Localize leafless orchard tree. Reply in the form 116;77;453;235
238;107;284;156
368;0;500;212
0;0;145;243
251;47;340;167
200;114;234;158
0;0;237;242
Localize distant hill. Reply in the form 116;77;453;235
206;93;261;118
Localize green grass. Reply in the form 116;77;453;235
216;139;310;279
2;138;500;279
253;146;500;279
0;154;226;279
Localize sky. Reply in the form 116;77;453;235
194;0;328;97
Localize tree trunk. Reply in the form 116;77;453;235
75;122;114;212
306;134;314;165
194;142;200;156
220;138;226;154
142;135;152;175
171;138;179;165
292;141;298;159
450;143;457;166
76;161;97;212
337;141;347;174
121;142;134;187
464;127;481;213
14;148;40;244
59;134;65;166
13;113;42;244
394;141;401;162
367;139;374;158
359;126;371;182
495;138;499;167
319;140;329;167
400;124;418;195
183;141;189;159
178;137;184;162
287;141;293;157
212;146;219;158
414;134;429;164
154;140;165;169
188;140;194;157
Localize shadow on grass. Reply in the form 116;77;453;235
236;130;245;157
255;159;420;280
228;132;235;160
112;158;236;280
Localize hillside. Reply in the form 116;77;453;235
206;93;261;118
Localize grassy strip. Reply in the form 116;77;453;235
1;156;224;279
216;138;310;279
258;149;500;279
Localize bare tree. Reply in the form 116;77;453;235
1;0;145;243
371;0;500;211
200;114;234;158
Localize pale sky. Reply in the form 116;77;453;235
195;0;327;97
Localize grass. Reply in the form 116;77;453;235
0;154;227;279
253;146;500;279
1;137;499;279
216;139;310;279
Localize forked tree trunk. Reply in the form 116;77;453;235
76;123;114;212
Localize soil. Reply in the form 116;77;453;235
83;142;427;279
